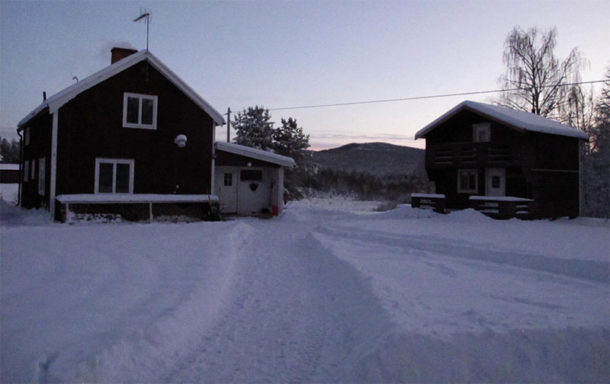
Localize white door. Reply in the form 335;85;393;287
237;168;270;215
215;167;237;213
485;168;506;196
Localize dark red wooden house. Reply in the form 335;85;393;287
17;48;226;220
415;100;588;218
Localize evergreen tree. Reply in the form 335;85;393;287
233;106;274;150
0;137;20;163
272;118;312;200
272;118;311;165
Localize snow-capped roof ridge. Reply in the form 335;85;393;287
215;141;296;168
415;100;588;140
18;50;225;128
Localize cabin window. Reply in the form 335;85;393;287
95;158;134;193
473;123;490;142
224;173;233;186
240;169;263;182
23;161;29;182
491;175;501;189
38;158;46;195
31;159;36;180
24;127;30;146
458;169;478;193
122;93;158;130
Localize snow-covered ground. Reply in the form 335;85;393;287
1;197;609;383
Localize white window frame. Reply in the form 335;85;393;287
473;123;491;143
224;172;233;186
94;158;135;194
457;169;478;194
23;160;29;182
122;92;158;130
38;158;46;195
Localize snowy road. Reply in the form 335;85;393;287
1;200;609;382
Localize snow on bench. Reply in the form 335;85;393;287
56;194;219;223
410;193;446;199
56;194;219;204
469;196;533;202
469;195;535;219
411;193;446;213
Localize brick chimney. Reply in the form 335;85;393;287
111;47;138;64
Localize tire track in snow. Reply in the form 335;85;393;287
318;224;609;284
163;222;396;382
66;222;255;382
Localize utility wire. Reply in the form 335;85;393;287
267;79;606;112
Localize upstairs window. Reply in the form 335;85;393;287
24;127;30;146
95;158;134;193
123;93;158;129
473;123;490;143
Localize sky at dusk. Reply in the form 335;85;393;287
1;0;608;150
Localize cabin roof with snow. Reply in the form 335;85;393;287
18;50;225;129
414;100;588;140
215;142;296;168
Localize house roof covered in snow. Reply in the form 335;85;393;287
18;50;225;129
215;141;296;168
414;100;588;140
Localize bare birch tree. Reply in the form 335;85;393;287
498;27;586;120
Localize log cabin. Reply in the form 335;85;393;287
414;100;588;218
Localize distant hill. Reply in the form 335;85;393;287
312;142;426;178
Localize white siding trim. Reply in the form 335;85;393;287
211;123;216;194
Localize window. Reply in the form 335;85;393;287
458;169;478;193
240;169;263;181
473;123;490;143
95;158;134;193
491;175;501;189
24;127;30;146
31;159;36;180
23;161;29;182
224;173;233;186
38;158;46;195
122;93;158;129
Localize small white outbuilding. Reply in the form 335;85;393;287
214;142;295;216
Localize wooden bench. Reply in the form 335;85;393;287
411;193;446;213
469;196;535;219
56;194;220;223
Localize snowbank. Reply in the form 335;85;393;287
1;197;608;382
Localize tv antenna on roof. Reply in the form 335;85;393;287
133;9;151;50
